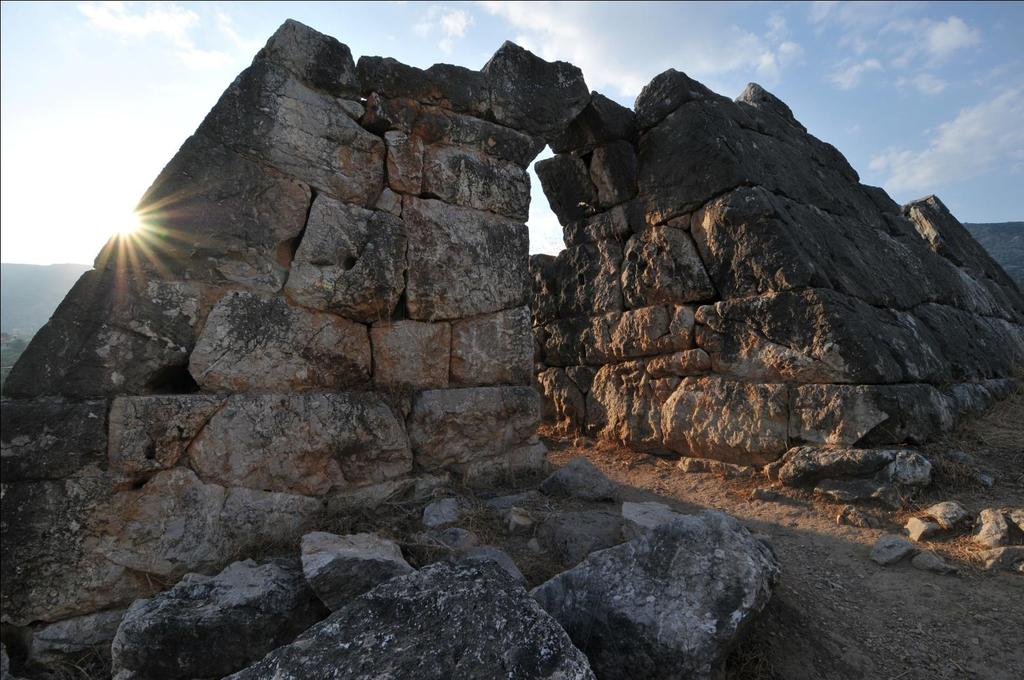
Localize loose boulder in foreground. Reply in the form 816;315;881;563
531;510;779;680
110;559;327;679
300;532;414;611
229;561;596;679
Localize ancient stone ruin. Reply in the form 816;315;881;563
1;16;1022;680
531;75;1024;463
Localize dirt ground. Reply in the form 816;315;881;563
533;394;1024;680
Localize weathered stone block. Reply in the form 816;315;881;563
407;386;540;470
537;367;586;434
357;57;490;117
451;307;533;386
385;131;424;194
541;316;590;367
198;59;384;204
557;241;624;317
584;305;694;364
1;399;107;481
187;393;412;495
587;362;677;451
371;320;451;390
589;140;637;208
421;145;531;221
563;200;643;247
284;195;407;323
646;349;711;378
404;197;529;321
256;19;359;98
660;377;789;465
622;226;715;307
190;292;371;391
536;154;597;225
550;91;637;154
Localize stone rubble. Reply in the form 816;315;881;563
300;532;414;611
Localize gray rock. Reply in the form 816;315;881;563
621;226;715;307
539;457;618;501
256;19;359;98
431;527;479;552
870;535;918;565
503;507;535;535
537;510;625;566
536;154;597;225
189;291;371;392
978;546;1024;572
228;562;596;679
450;306;533;387
301;532;414;611
484;490;542;511
1;399;107;482
905;517;941;542
461;546;526;584
532;511;779;680
923;501;970;530
589;140;638;208
974;509;1010;548
773;446;913;486
423;498;461;528
550;91;636;154
621;501;684;539
814;478;898;507
111;559;327;679
371;320;451;390
284;195;407;323
750;488;783;502
911;551;955;575
28;609;125;667
836;505;878;528
422;144;532;221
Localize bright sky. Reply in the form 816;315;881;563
1;1;1022;264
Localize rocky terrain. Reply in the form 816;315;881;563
964;222;1024;286
1;17;1021;680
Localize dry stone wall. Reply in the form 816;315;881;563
1;20;590;628
531;75;1024;464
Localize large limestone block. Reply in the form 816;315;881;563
584;305;695;364
586;362;678;451
421;145;532;221
94;468;321;581
660;377;789;465
189;291;371;391
3;270;209;398
634;68;724;131
791;384;956;447
589;140;638;208
536;154;597;225
284;195;407;323
563;200;643;248
131;133;311;290
403;197;529;321
107;395;225;487
621;226;715;307
450;307;533;386
256;19;359;98
407;386;540;470
536;367;586;434
111;559;327;680
532;511;779;680
198;58;384;204
28;609;125;670
300;532;414;611
228;562;596;680
357;57;490;118
385;130;424;194
540;316;590;367
482;41;590;139
371;320;451;390
530;253;561;326
551;91;637;154
1;399;107;481
557;241;624;317
187;393;412;495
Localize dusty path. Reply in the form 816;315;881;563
541;395;1024;680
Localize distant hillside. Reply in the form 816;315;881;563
964;222;1024;288
1;263;91;338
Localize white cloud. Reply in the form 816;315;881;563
78;2;239;69
414;6;475;54
925;16;980;59
479;1;801;99
828;58;882;90
869;86;1024;193
897;73;947;96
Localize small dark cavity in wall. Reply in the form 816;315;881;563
145;364;200;394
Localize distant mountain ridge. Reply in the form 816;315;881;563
1;263;91;338
964;222;1024;288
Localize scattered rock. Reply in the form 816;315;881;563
678;456;757;477
975;472;995;488
111;559;327;679
978;546;1024;573
973;509;1010;548
750;488;783;502
229;562;596;679
814;478;898;507
537;510;624;566
911;551;955;575
539;457;618;501
484;490;541;511
870;535;918;566
431;527;479;552
1009;508;1024;533
621;501;684;530
532;511;779;680
28;609;125;668
461;546;526;584
923;501;970;530
905;517;941;542
836;505;878;528
503;507;535;535
301;532;414;611
422;498;461;528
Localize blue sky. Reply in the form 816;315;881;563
1;1;1022;264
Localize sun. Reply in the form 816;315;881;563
116;212;144;236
